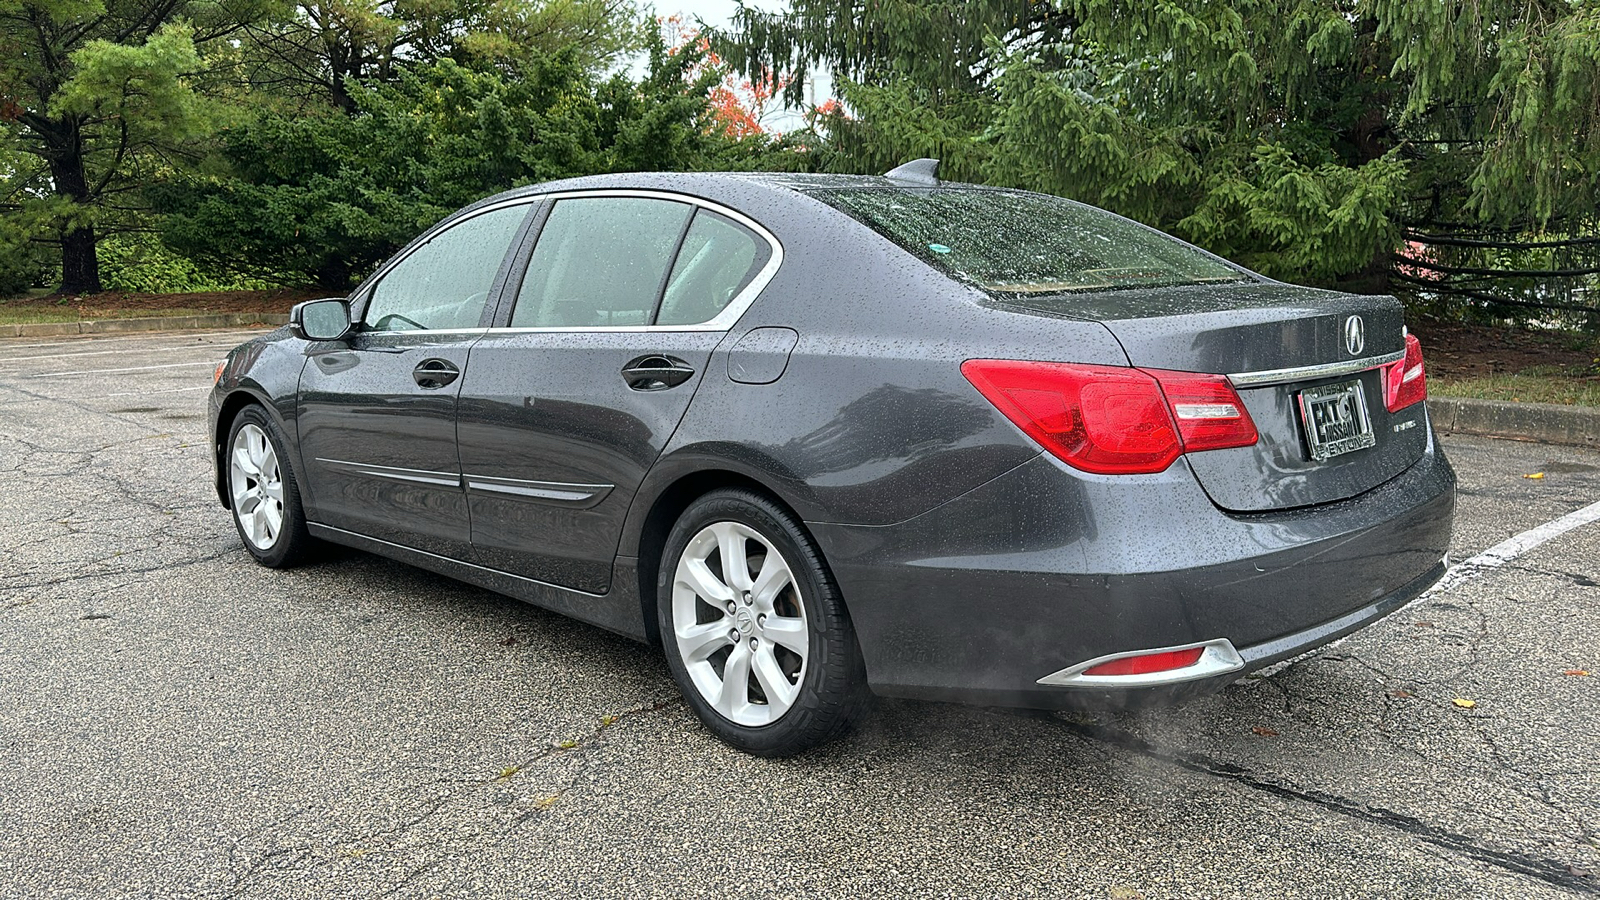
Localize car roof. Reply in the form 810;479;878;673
471;170;1017;213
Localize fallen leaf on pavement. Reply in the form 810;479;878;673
1453;698;1477;709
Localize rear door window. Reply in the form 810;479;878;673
364;204;530;331
511;198;694;328
657;211;771;326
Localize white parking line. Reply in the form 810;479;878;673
101;385;213;398
0;344;238;364
1429;498;1600;593
27;360;220;378
1253;498;1600;679
0;329;265;353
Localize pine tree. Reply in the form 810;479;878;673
722;0;1600;317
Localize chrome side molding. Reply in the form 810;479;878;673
315;458;613;508
463;474;613;508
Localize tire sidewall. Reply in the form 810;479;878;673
657;490;856;756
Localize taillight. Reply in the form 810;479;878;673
1144;368;1260;452
960;359;1258;475
1384;333;1427;412
1082;647;1205;677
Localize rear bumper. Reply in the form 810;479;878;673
807;428;1455;709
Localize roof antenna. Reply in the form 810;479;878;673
884;158;940;186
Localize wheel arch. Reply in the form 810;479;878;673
628;464;827;648
212;386;285;509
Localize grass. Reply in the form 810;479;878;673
0;306;219;325
1432;365;1600;406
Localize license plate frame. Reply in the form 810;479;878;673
1298;379;1376;461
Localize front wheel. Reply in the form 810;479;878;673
226;405;315;567
658;489;868;756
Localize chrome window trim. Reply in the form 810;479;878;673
1227;350;1404;388
493;189;784;334
356;328;492;337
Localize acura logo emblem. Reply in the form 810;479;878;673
1344;315;1366;356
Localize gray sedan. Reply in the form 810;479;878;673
207;162;1454;756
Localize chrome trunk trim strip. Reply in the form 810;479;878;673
1227;350;1404;388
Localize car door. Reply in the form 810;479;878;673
455;194;779;593
295;201;535;557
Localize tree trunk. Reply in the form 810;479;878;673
58;224;102;295
42;118;104;295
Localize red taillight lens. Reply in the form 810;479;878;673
1384;333;1427;412
960;360;1258;475
1144;368;1260;452
1082;647;1206;677
960;360;1181;474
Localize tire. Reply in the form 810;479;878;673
225;404;315;568
657;488;868;756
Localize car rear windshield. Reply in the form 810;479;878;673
808;187;1250;296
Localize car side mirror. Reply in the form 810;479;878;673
290;298;354;341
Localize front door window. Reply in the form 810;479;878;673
364;204;530;331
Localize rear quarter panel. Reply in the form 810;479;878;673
646;192;1133;529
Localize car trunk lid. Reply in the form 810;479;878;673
996;282;1426;512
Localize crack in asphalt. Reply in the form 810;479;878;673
1024;713;1600;895
2;546;241;600
217;697;683;898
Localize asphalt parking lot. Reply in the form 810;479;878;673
1;328;1597;900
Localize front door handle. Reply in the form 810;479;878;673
621;355;695;391
413;358;460;389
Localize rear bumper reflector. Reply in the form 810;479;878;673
1037;639;1245;688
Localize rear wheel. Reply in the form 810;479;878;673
658;489;867;756
227;405;314;568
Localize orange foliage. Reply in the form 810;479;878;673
662;14;794;138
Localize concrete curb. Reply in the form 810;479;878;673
4;312;289;338
1432;397;1600;449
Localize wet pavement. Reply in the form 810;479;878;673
2;328;1597;899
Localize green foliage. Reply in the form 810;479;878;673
234;0;647;112
728;0;1600;303
97;231;279;292
156;39;786;287
1;0;276;292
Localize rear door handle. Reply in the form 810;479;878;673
621;355;695;391
413;358;460;389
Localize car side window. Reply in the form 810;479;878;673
657;210;771;326
363;205;530;332
511;198;694;328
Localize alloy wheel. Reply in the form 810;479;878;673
671;521;809;727
229;423;285;550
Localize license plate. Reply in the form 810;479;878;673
1298;379;1376;461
